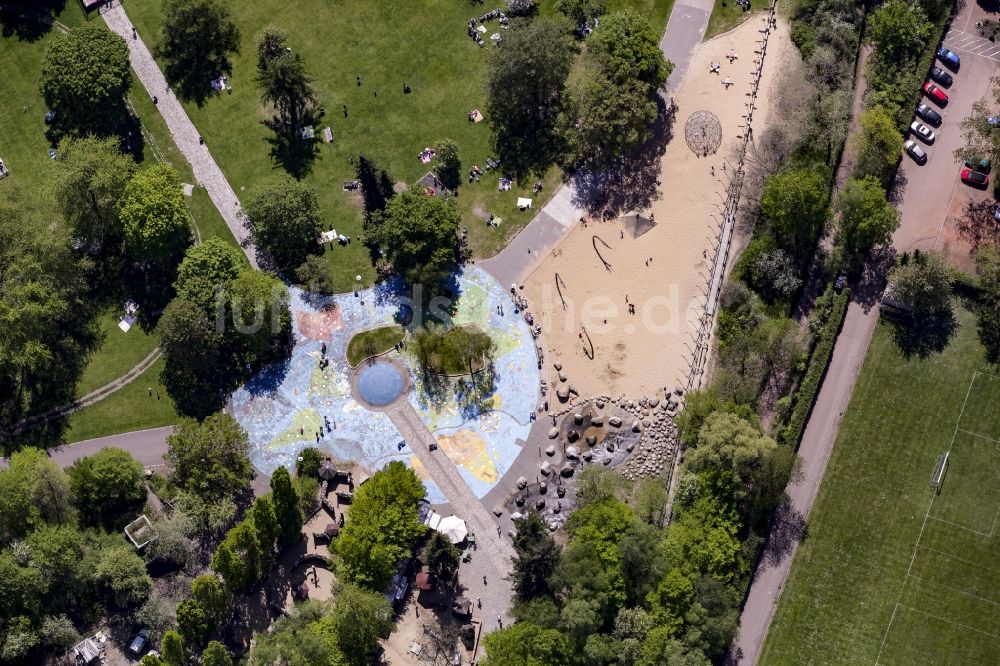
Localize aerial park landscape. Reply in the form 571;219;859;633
1;0;1000;664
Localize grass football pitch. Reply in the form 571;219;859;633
760;307;1000;665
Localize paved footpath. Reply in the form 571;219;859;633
102;5;258;269
386;401;516;633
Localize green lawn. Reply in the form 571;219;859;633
75;306;159;397
65;357;178;443
125;0;674;290
705;0;768;39
759;307;1000;664
346;325;405;367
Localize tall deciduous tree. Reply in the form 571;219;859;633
852;106;904;185
834;176;901;274
191;575;228;635
244;175;323;271
333;462;425;590
511;511;560;600
367;191;461;300
157;298;225;417
40;23;131;136
226;268;291;364
888;250;954;320
760;168;829;261
118;165;191;265
480;623;570;666
0;184;93;432
486;16;577;177
255;29;316;130
212;521;262;590
53;136;136;249
67;448;146;528
564;74;658;168
319;583;394;666
0;448;75;545
590;10;671;90
270;467;302;546
867;0;931;64
434;139;462;191
159;0;241;102
95;545;153;608
174;239;245;313
557;0;605;26
248;496;279;566
165;413;253;503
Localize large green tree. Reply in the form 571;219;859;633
255;28;317;130
0;186;93;431
157;298;226;417
867;0;931;64
557;0;605;26
95;545;153;608
226;268;291;364
316;583;394;666
212;520;262;591
686;411;797;521
174;238;246;313
0;448;75;545
160;630;187;666
176;598;210;646
244;175;323;271
760;168;829;261
564;74;658;169
333;462;425;590
486;16;577;176
367;191;461;300
40;23;131;136
159;0;241;102
480;623;570;666
165;413;253;503
67;448;146;528
434;138;462;191
853;106;904;185
834;176;901;274
53;136;136;249
270;466;303;546
202;641;234;666
590;10;671;90
888;250;954;320
511;511;561;600
118;164;191;265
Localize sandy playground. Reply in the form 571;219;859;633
522;15;795;399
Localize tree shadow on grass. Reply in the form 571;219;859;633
889;307;958;358
262;118;320;179
0;0;64;41
571;96;674;219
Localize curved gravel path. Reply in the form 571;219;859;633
102;4;259;269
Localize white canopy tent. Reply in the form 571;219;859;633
436;515;468;544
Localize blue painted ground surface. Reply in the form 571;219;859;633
231;267;539;503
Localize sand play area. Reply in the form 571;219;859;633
522;15;794;399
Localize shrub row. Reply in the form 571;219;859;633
778;287;852;447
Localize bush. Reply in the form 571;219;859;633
296;447;324;478
779;287;851;446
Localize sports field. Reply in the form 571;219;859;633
760;306;1000;665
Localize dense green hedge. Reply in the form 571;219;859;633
778;287;852;447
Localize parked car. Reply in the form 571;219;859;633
923;82;948;105
129;629;149;655
916;103;943;126
961;168;989;187
964;157;992;173
904;140;927;164
937;47;961;69
910;121;935;143
930;66;954;86
988;116;1000;127
994;205;1000;222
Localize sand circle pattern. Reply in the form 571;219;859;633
355;361;405;407
684;110;723;156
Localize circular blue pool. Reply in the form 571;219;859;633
356;361;405;406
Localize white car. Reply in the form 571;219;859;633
910;120;935;144
904;140;927;164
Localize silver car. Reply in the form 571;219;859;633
904;140;927;164
910;120;935;144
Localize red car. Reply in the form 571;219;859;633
923;82;948;105
961;168;989;187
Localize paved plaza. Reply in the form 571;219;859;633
231;267;540;504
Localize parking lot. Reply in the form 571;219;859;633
894;3;1000;271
